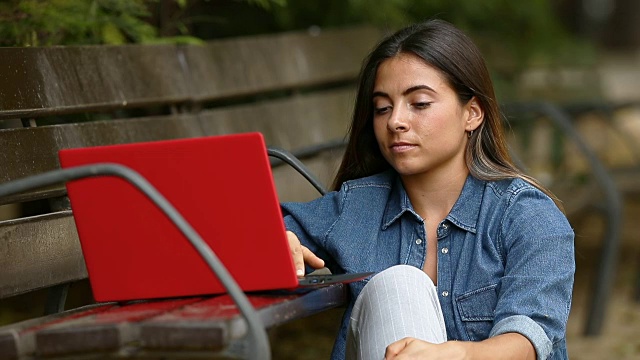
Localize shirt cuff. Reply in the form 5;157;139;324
489;315;552;360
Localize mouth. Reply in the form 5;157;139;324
389;142;417;153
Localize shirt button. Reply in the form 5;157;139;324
442;223;448;229
441;291;449;297
441;247;449;254
415;238;423;245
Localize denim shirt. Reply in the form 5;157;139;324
281;170;575;360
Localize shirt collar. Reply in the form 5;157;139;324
381;174;422;230
381;173;484;233
446;175;484;234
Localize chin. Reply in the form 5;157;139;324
383;155;429;176
391;164;426;177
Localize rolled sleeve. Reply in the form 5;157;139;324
490;315;552;360
494;183;574;359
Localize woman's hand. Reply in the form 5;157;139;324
385;334;535;360
385;338;468;360
286;231;325;276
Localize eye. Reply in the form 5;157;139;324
413;102;432;109
374;106;392;115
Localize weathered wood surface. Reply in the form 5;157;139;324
0;89;352;199
183;27;379;102
0;211;86;299
0;27;379;120
0;285;346;359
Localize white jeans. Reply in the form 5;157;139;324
346;265;447;360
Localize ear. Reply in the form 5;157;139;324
465;97;484;131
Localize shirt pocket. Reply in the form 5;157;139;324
455;284;498;341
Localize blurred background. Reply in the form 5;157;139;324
1;0;639;359
2;0;637;101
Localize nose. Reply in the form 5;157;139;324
387;107;409;132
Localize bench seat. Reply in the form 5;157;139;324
0;285;346;359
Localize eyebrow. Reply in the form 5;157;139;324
372;85;437;99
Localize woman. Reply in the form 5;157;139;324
282;19;574;360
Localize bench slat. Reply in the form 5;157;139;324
35;298;204;357
186;27;379;102
197;88;352;149
0;89;352;204
0;304;115;360
0;27;378;120
0;46;190;120
0;286;346;358
139;286;346;355
0;114;204;204
0;211;86;299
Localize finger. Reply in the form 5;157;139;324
286;231;305;276
302;246;325;269
385;337;413;359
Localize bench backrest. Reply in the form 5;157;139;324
0;26;382;301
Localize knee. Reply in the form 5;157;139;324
359;265;434;298
372;264;433;286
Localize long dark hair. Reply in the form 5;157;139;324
332;19;560;208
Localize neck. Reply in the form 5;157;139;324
400;165;469;221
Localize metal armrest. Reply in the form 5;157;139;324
267;146;329;196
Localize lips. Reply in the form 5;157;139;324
389;142;417;153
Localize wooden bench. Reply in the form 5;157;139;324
0;26;381;359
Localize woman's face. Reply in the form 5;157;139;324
372;52;482;180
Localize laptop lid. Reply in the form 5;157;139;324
59;132;300;302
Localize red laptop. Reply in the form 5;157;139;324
59;133;370;302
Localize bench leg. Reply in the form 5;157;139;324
44;284;70;315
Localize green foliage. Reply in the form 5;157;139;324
246;0;287;10
0;0;157;46
0;0;288;46
269;0;594;69
144;35;204;45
